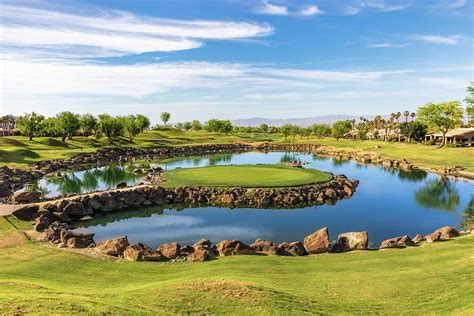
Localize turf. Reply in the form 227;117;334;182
162;164;333;187
0;217;472;314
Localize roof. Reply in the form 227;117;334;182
426;128;474;137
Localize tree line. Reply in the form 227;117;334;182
17;112;150;143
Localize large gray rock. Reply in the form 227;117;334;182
304;227;330;254
11;191;41;203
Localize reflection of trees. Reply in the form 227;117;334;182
332;159;350;166
397;169;428;183
24;182;50;198
82;169;100;191
311;154;329;162
47;174;82;194
209;154;232;166
280;152;299;163
415;177;460;211
462;196;474;230
100;166;136;187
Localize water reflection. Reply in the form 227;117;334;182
68;151;472;247
397;169;428;183
415;177;460;212
462;196;474;229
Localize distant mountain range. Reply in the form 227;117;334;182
231;115;391;127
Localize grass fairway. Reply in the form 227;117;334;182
0;217;473;314
162;164;332;187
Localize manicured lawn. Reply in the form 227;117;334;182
162;164;332;187
0;217;472;314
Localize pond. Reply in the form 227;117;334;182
62;151;474;248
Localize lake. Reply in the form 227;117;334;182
32;151;473;247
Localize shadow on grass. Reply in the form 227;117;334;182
0;138;28;147
0;149;40;164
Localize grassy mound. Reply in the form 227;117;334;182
162;164;332;187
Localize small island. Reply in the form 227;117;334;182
162;164;333;188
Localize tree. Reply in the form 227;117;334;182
289;125;298;143
80;114;98;136
281;124;292;142
417;101;464;147
55;112;80;141
356;123;368;140
301;127;312;140
399;121;428;142
332;120;351;141
410;112;416;122
17;112;45;140
464;82;474;126
312;124;331;139
220;120;233;135
98;114;124;144
191;120;202;131
183;121;192;131
204;119;222;132
135;114;150;132
40;117;60;137
160;112;171;126
122;115;141;142
259;123;269;134
403;110;410;123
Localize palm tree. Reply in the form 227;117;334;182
403;111;410;123
410;112;416;122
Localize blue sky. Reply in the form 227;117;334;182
0;0;472;123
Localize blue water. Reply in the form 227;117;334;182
72;152;473;247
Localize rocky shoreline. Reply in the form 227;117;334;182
2;141;461;201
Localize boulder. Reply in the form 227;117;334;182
379;235;414;249
278;241;307;256
250;239;282;255
426;226;459;242
157;242;181;259
179;245;195;257
303;227;330;254
123;243;165;261
333;232;368;252
12;204;39;220
193;239;212;250
11;191;41;203
116;181;128;189
187;245;213;262
216;240;254;256
412;234;424;244
63;202;93;218
66;236;94;248
95;236;130;256
33;214;51;232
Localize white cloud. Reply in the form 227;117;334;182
0;3;273;58
342;0;411;15
298;5;325;16
412;34;464;45
254;0;288;15
367;43;409;48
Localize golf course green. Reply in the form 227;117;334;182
162;164;333;187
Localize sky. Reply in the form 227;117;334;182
0;0;472;123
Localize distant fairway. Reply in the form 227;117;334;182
162;164;332;187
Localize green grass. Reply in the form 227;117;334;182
0;129;279;169
162;164;332;188
0;217;472;314
1;131;472;176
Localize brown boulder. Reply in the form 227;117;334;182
250;239;282;255
157;242;181;259
426;226;459;243
333;232;368;252
63;202;93;218
379;235;414;249
278;241;307;256
66;236;94;248
12;204;39;220
96;236;130;256
412;234;424;244
12;191;41;203
216;240;254;256
34;214;51;232
303;227;330;254
179;245;195;257
123;243;165;261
